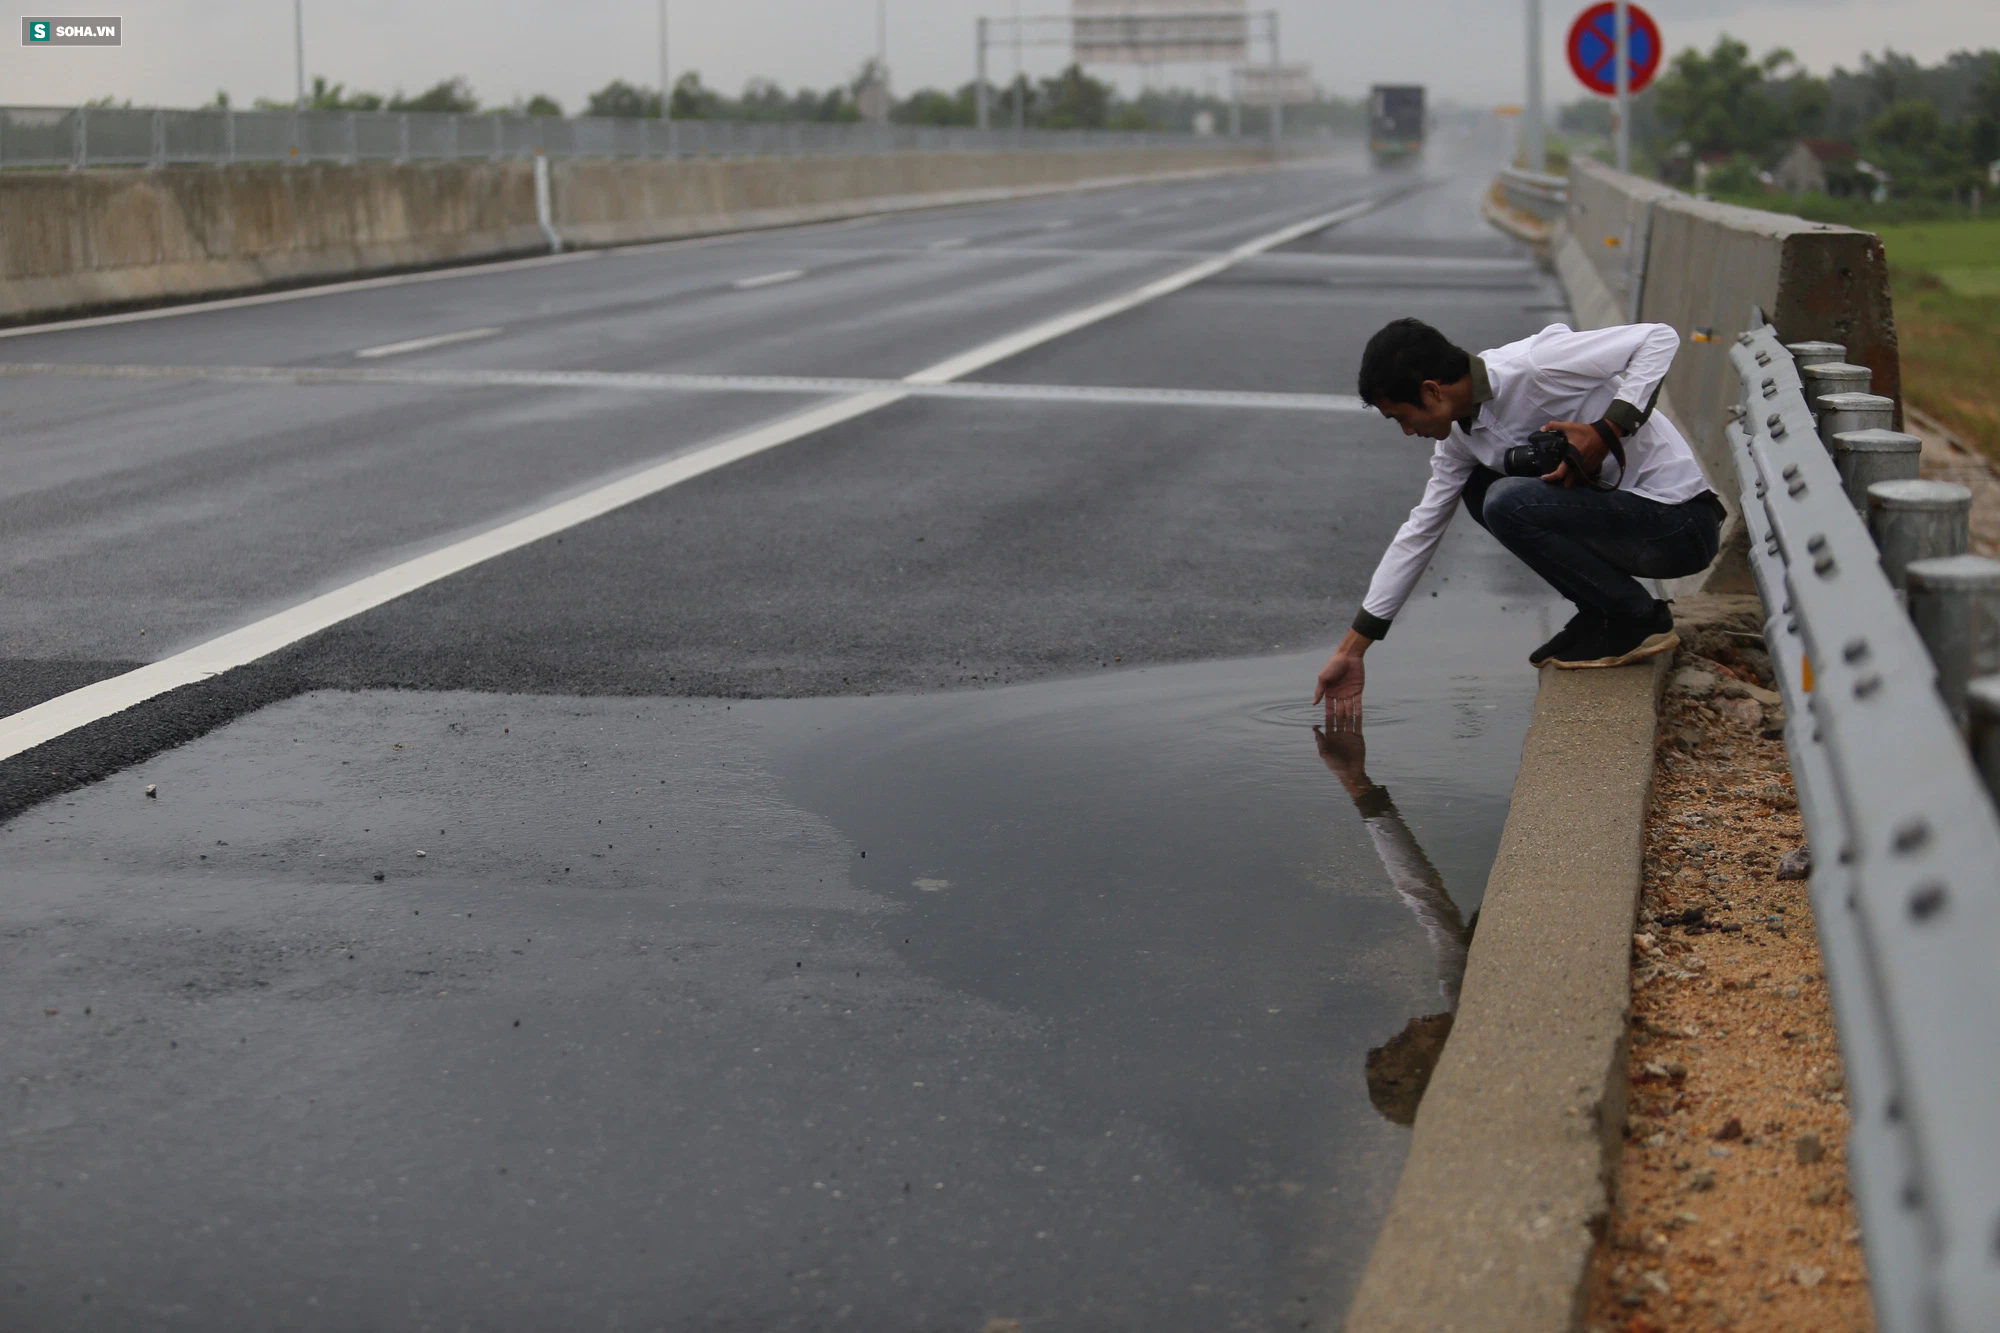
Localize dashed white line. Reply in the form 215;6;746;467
731;269;807;290
354;327;503;359
927;237;969;250
0;192;1388;764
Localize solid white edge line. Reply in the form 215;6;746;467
0;361;1373;414
0;391;903;760
354;326;503;359
0;192;1385;763
730;269;808;290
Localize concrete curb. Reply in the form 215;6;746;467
1345;656;1668;1333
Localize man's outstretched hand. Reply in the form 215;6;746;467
1314;628;1373;730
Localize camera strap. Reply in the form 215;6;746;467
1589;419;1628;490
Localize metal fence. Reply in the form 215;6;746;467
0;104;1231;171
1727;320;2000;1333
1496;164;1566;224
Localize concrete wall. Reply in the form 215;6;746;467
1564;159;1680;323
0;146;1275;323
0;161;543;322
554;146;1273;246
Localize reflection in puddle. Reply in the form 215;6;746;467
754;512;1564;1317
1316;725;1474;1127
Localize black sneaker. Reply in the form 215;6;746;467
1529;611;1598;666
1549;600;1679;669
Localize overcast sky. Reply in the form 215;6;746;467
4;0;1989;113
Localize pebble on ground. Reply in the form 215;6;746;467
1582;612;1875;1333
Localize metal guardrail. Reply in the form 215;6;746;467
1727;320;2000;1333
0;104;1229;171
1497;164;1566;223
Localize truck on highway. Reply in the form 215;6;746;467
1369;84;1426;166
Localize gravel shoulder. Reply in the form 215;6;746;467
1582;602;1875;1333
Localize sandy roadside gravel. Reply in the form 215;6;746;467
1581;606;1875;1333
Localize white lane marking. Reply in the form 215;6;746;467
927;237;969;250
1042;219;1074;230
0;192;1385;764
1;361;1371;414
731;269;807;291
0;253;602;341
354;326;503;360
906;196;1375;386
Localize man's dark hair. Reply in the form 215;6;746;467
1357;318;1472;407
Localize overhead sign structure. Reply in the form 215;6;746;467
1072;0;1250;64
1566;2;1660;96
1233;62;1314;106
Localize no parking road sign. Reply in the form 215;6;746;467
1567;2;1660;96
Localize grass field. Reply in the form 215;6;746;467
1873;219;2000;460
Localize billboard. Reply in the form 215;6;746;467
1234;63;1315;105
1072;0;1250;65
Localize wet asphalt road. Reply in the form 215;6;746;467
2;140;1570;1330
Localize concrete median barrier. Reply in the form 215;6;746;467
554;146;1273;247
0;145;1276;324
1552;158;1898;594
0;161;543;323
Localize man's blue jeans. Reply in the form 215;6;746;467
1461;466;1723;621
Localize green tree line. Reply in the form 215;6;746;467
229;62;1363;136
1560;40;1999;203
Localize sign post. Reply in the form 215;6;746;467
1614;0;1628;170
1565;1;1660;173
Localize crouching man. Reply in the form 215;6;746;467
1315;318;1726;723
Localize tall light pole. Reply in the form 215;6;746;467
1011;0;1024;132
293;0;306;110
877;0;888;91
1524;0;1545;172
658;0;672;123
976;17;989;130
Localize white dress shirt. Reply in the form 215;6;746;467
1356;322;1712;635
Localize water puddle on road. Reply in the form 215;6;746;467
744;516;1565;1315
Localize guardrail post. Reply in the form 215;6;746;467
1816;391;1896;452
1785;340;1846;368
1970;676;2000;805
1832;428;1922;513
397;113;409;164
72;106;87;170
225;108;236;165
149;108;164;168
345;110;358;164
1801;360;1871;414
1868;479;1973;593
1905;555;2000;730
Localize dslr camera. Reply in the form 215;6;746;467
1503;428;1577;478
